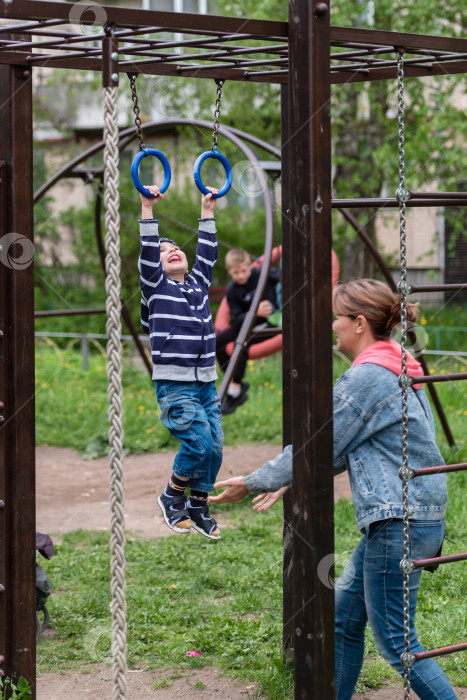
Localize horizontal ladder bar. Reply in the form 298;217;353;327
409;372;467;384
412;643;467;663
410;463;467;477
332;197;467;208
409;552;467;571
408;283;467;293
409;190;467;199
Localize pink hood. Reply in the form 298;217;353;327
352;340;423;389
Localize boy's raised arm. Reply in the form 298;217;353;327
192;188;219;289
138;185;164;292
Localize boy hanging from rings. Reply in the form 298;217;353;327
138;184;223;540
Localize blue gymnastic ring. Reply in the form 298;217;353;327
193;149;232;199
131;148;171;198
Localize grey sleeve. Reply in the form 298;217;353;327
244;445;293;494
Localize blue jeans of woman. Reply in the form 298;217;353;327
335;519;456;700
155;379;223;492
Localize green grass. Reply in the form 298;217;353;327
35;344;467;695
38;503;293;698
37;474;467;696
35;343;283;456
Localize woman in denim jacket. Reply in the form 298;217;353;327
210;279;456;700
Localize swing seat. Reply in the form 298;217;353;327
214;247;340;360
215;296;283;359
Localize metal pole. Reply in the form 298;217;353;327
288;1;335;697
80;334;89;371
0;62;36;695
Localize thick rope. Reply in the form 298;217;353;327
103;85;127;700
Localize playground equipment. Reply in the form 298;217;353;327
193;79;232;198
1;2;467;698
129;76;172;199
129;74;232;199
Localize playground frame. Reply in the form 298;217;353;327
1;1;467;697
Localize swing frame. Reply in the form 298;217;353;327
1;1;467;697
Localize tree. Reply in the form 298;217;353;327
34;0;467;287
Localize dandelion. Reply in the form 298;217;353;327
64;363;71;369
146;428;153;434
171;584;177;589
420;316;427;325
429;368;436;375
138;405;145;411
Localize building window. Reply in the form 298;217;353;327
145;0;208;13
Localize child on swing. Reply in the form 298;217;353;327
138;184;223;540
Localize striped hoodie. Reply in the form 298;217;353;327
139;217;218;382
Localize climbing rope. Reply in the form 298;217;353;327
395;52;414;700
103;84;127;700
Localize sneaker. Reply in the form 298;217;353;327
187;501;221;540
157;492;191;534
221;382;250;416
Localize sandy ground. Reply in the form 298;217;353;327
36;445;466;699
36;444;352;539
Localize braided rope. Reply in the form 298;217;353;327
103;85;127;700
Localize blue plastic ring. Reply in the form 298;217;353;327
131;148;171;198
193;150;232;199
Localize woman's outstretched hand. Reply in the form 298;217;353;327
208;476;249;504
252;487;289;512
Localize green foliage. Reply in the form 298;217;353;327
0;677;32;700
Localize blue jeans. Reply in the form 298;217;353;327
154;380;223;492
335;519;457;700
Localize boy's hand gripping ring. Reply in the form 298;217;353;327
131;148;171;198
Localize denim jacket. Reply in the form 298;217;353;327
244;363;447;531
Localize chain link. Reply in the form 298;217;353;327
396;52;412;700
128;73;146;151
212;79;224;151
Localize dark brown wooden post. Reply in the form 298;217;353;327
287;1;335;698
281;82;295;661
0;63;36;695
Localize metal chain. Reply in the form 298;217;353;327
396;52;413;700
128;73;146;151
104;84;127;700
212;79;224;151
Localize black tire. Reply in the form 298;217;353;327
36;604;50;639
